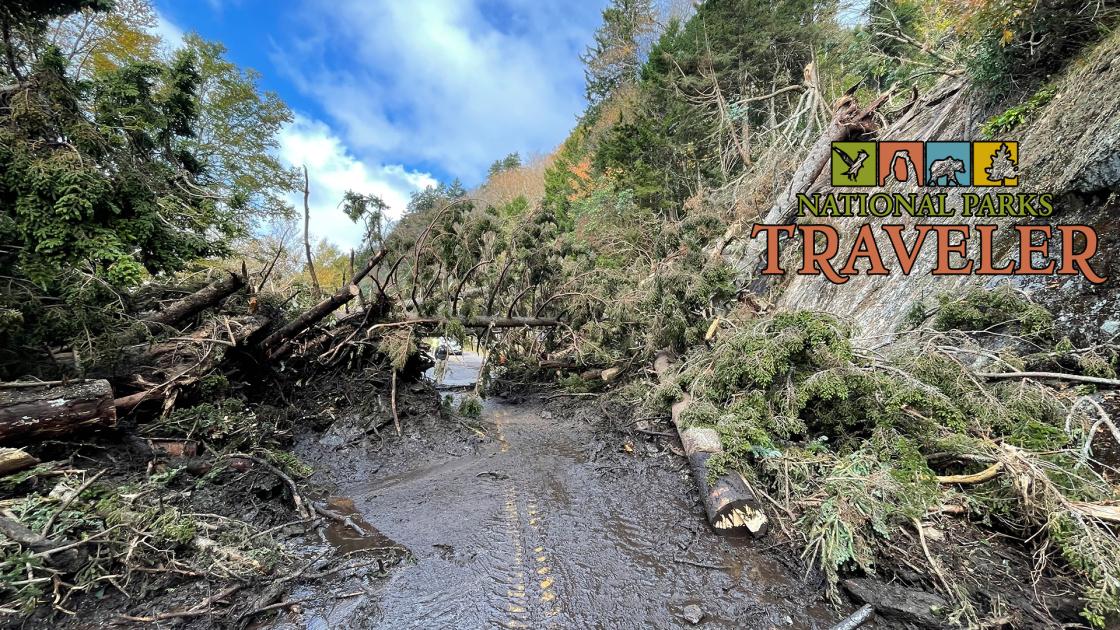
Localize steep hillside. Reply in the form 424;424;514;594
743;28;1120;340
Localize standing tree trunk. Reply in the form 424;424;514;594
302;165;322;300
0;380;117;443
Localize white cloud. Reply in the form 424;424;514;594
277;116;438;249
152;11;185;51
276;0;605;185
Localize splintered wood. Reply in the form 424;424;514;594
713;505;769;531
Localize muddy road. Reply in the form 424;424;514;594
285;354;840;629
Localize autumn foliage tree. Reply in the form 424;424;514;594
581;0;657;108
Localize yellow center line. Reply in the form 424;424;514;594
493;410;562;622
500;485;529;625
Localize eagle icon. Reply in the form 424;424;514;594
832;145;869;182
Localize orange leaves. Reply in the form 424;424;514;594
565;158;594;202
470;156;552;210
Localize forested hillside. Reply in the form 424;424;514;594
1;0;1119;627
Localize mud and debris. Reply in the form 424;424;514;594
278;354;843;629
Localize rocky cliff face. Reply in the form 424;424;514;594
735;30;1120;343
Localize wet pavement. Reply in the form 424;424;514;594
287;353;838;629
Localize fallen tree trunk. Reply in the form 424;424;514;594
145;273;245;328
539;359;607;371
276;313;563;364
260;251;386;358
829;604;875;630
0;516;83;570
376;316;562;330
843;579;948;628
129;316;269;380
117;315;271;408
654;351;768;535
980;371;1120;387
270;300;393;362
0;380;116;443
458;316;561;329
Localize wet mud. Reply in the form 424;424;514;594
284;354;840;629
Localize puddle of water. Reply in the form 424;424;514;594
320;496;400;555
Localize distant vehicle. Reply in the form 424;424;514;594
430;338;463;359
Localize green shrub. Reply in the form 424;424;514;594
458;395;484;419
981;85;1058;137
966;0;1119;99
933;286;1052;337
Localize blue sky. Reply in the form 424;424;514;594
152;0;609;246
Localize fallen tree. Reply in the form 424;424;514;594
715;90;890;276
260;250;386;359
0;380;116;442
144;272;247;329
654;351;768;535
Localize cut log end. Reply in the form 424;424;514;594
713;504;769;535
0;447;39;475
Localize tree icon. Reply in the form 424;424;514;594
984;143;1019;185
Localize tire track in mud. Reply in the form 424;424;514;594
293;378;839;629
492;408;562;627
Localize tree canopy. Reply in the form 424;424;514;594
0;0;297;369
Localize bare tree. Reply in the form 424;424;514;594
302;165;322;299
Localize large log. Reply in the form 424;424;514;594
0;380;116;443
116;315;271;408
270;311;560;363
0;515;83;570
269;299;393;361
380;316;562;330
260;250;386;358
461;316;561;328
145;273;245;328
654;351;768;535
